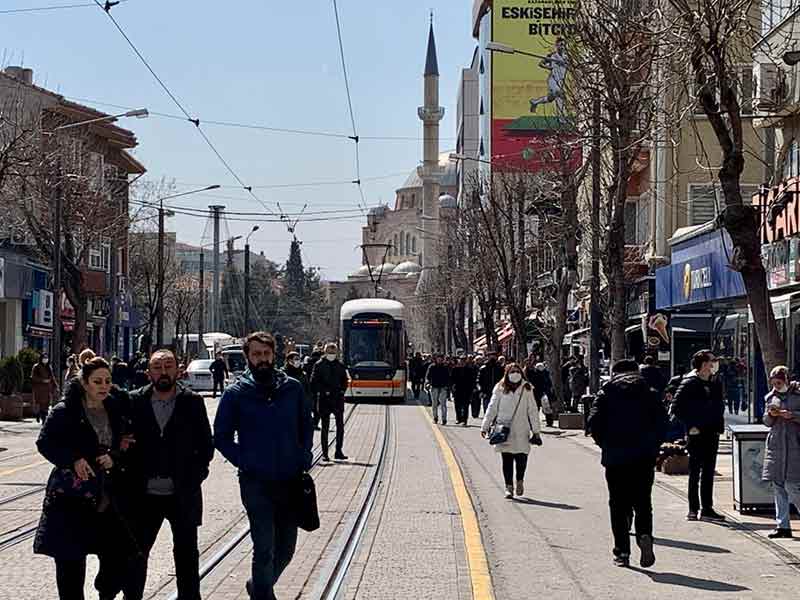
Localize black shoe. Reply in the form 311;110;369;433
613;553;630;567
686;511;699;521
334;452;348;460
637;534;656;568
322;455;331;462
442;421;447;426
768;528;793;539
701;509;726;522
246;579;253;597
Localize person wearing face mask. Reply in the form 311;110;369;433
671;349;726;522
480;364;542;499
34;357;139;600
284;350;314;427
31;352;57;424
310;342;350;461
762;366;800;539
214;332;313;600
127;349;214;600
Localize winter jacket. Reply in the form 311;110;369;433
409;356;426;383
639;364;667;395
128;384;214;525
310;358;349;404
452;365;477;396
762;389;800;483
31;362;56;410
481;382;541;455
587;372;668;468
34;382;137;560
215;369;313;483
210;357;228;380
569;365;589;396
670;371;725;435
426;363;451;389
478;361;504;396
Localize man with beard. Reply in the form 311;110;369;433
214;332;313;600
310;342;350;461
127;349;214;600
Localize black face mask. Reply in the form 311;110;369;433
249;360;275;385
154;375;175;392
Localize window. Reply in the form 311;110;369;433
406;233;411;255
624;197;650;244
411;193;416;207
399;232;405;255
693;65;753;116
688;184;760;226
393;234;398;256
624;201;638;245
89;238;111;272
412;236;417;253
87;152;104;192
782;139;800;180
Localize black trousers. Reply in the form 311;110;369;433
454;391;471;423
470;391;481;419
604;461;655;555
128;494;201;600
212;376;225;398
411;380;422;399
501;453;528;485
687;432;720;513
320;397;345;457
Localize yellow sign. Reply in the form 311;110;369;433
492;0;575;130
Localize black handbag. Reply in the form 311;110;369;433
488;389;523;445
292;472;320;532
48;467;100;504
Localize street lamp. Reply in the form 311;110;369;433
54;108;148;131
156;185;221;347
197;235;242;357
244;225;260;336
48;108;148;386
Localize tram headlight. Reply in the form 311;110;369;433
385;373;392;379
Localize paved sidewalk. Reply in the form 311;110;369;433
443;416;800;599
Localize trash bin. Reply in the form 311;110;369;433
729;424;773;512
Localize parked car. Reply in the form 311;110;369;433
221;345;247;385
184;359;214;392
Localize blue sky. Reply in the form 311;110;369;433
2;0;476;279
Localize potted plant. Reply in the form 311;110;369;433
0;355;25;420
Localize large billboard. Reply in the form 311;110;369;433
491;0;576;169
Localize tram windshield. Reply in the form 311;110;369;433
344;316;400;368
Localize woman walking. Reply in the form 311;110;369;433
31;353;56;424
762;366;800;539
33;357;140;600
481;363;542;498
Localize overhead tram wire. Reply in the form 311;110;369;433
90;1;283;219
128;197;365;217
0;0;131;15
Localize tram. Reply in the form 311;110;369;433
340;298;407;402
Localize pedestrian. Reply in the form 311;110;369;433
214;332;313;600
762;366;800;539
568;356;589;413
587;359;668;568
210;351;228;399
303;349;322;430
467;355;482;420
478;353;504;415
560;355;575;408
639;355;666;397
310;342;349;461
284;351;314;429
409;351;426;400
64;354;79;386
110;356;131;391
31;352;56;424
33;357;140;600
451;356;476;426
530;362;558;427
671;349;726;522
426;353;451;425
126;349;214;600
480;363;542;498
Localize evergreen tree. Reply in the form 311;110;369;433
285;239;305;299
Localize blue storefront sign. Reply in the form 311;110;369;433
656;228;746;309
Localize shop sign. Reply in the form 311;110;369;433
35;290;54;327
753;178;800;244
684;264;712;299
762;238;800;289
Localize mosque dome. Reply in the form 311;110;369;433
393;260;422;275
439;193;457;210
373;262;397;274
351;265;371;277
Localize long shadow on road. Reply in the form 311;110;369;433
513;497;580;511
628;567;749;592
652;536;731;554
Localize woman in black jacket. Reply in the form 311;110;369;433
33;357;140;600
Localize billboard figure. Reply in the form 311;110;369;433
529;38;568;115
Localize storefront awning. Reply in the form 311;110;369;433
497;325;515;344
748;291;800;323
671;314;742;334
563;327;590;345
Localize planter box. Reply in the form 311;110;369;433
558;412;585;430
661;455;690;475
0;394;24;421
21;393;34;418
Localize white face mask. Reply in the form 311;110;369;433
291;359;302;368
41;359;49;365
508;373;522;384
709;362;719;375
325;353;337;361
776;384;788;394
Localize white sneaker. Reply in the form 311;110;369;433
504;485;514;499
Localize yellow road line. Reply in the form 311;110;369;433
0;459;48;477
420;405;495;600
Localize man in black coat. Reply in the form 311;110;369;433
671;349;726;522
409;352;426;400
478;353;504;414
310;342;350;461
426;354;452;425
209;351;228;399
588;359;667;569
451;356;476;426
639;355;666;397
127;349;214;600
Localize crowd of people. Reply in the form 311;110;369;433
26;335;800;597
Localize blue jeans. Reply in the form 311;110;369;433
430;387;448;423
774;480;800;530
239;475;299;600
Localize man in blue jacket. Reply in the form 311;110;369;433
214;331;313;600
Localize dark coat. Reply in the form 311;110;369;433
639;364;667;394
478;362;504;396
528;368;553;402
409;356;426;383
310;358;349;406
210;357;228;380
451;364;477;396
426;363;451;389
33;381;137;560
670;372;725;435
587;372;668;467
128;384;214;525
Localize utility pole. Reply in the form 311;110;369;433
52;161;63;388
198;249;205;358
589;95;602;393
209;205;224;331
244;225;259;336
156;198;165;347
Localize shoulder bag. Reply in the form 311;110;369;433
488;388;523;445
292;391;320;532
